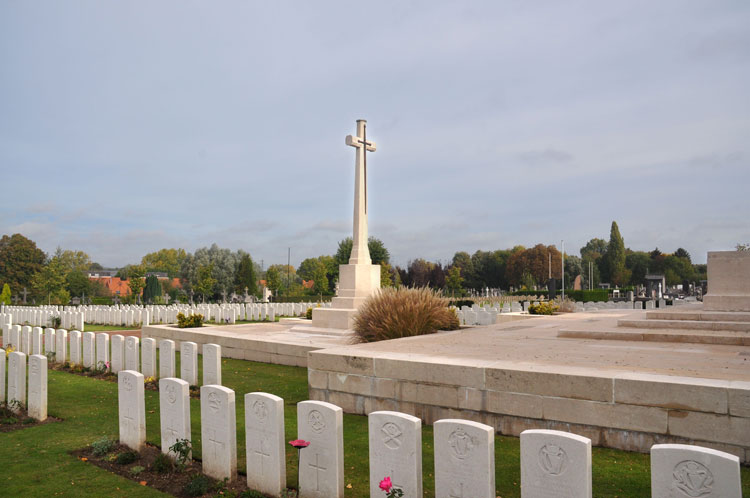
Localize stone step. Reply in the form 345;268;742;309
618;318;750;332
645;310;750;323
558;327;750;346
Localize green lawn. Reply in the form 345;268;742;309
2;353;749;497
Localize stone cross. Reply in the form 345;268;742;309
345;119;377;265
21;287;29;304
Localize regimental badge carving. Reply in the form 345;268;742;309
166;383;177;404
253;400;268;422
448;428;475;459
123;376;133;392
308;410;326;433
672;460;714;497
538;444;568;476
208;391;221;412
381;422;403;450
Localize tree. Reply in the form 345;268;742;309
0;283;10;305
604;221;628;286
65;270;92;298
32;256;67;304
564;255;583;288
55;249;92;274
626;251;651;286
142;275;162;303
380;262;396;287
141;248;187;278
234;254;258;297
674;248;692;262
265;266;282;294
505;244;561;289
195;264;217;303
127;265;146;304
0;233;46;297
333;237;390;266
311;260;329;295
451;252;475;289
445;266;464;296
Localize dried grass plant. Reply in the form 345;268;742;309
353;286;460;343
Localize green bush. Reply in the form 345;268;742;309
449;299;474;308
353;287;460;343
129;465;145;475
115;451;138;465
305;307;313;320
151;452;173;473
183;474;212;497
90;437;117;456
528;302;559;315
177;313;204;328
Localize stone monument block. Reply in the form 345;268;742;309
703;250;750;311
111;335;125;373
203;343;221;386
245;392;286;496
434;419;495;498
159;377;191;459
200;385;237;481
141;338;156;378
368;411;422;498
520;429;591;498
160;339;176;378
118;370;146;451
181;341;198;386
28;354;48;421
297;400;344;498
125;336;140;372
651;444;741;498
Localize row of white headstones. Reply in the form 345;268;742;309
0;350;48;422
3;325;220;386
118;370;743;498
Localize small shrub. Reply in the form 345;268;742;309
177;313;204;329
91;437;117;456
151;452;173;473
528;302;559;315
305;307;313;320
51;316;62;328
183;474;212;497
2;417;18;425
168;438;192;471
22;417;35;424
115;451;138;465
45;351;56;362
353;287;460;343
129;465;145;475
240;490;271;498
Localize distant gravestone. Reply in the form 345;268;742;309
31;327;43;355
7;351;27;412
297;400;344;498
245;392;286;496
95;333;109;370
9;324;20;348
111;335;125;373
44;328;56;355
82;332;96;368
55;329;67;363
159;378;191;459
203;344;222;386
368;411;422;498
160;339;176;378
200;385;237;481
21;326;31;353
651;444;741;498
141;338;156;378
181;341;198;386
28;354;48;421
520;429;592;498
69;330;82;365
434;419;495;498
118;370;146;451
125;336;140;372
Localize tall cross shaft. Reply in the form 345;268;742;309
345;119;377;265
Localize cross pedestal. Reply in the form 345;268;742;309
312;119;381;331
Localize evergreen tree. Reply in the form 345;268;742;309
234;254;257;297
143;275;162;303
605;221;628;286
0;283;10;305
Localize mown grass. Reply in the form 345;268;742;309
2;353;749;497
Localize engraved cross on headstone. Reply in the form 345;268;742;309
254;439;271;476
449;482;466;498
308;453;327;491
206;429;225;459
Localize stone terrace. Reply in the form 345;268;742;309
307;307;750;461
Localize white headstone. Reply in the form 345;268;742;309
69;330;81;365
159;377;191;459
245;392;285;496
141;338;156;378
297;400;344;498
44;328;56;355
95;333;109;370
160;339;176;378
125;336;140;372
203;343;221;386
118;370;146;451
7;351;27;411
520;429;592;498
200;385;237;481
368;411;422;497
180;341;198;386
111;335;125;373
55;329;67;364
31;326;43;355
434;419;495;498
82;332;96;368
27;354;48;421
651;444;741;498
9;324;20;348
0;348;4;403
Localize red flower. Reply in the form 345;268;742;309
288;439;310;449
379;476;392;492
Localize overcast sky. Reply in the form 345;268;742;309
1;1;748;268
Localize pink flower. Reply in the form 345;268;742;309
288;439;310;449
379;476;392;492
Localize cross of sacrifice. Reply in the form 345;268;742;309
345;120;376;214
308;453;327;491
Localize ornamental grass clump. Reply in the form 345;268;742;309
353;287;459;343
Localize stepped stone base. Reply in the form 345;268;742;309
311;263;380;330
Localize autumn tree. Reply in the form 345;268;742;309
445;266;464;296
127;265;146;304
